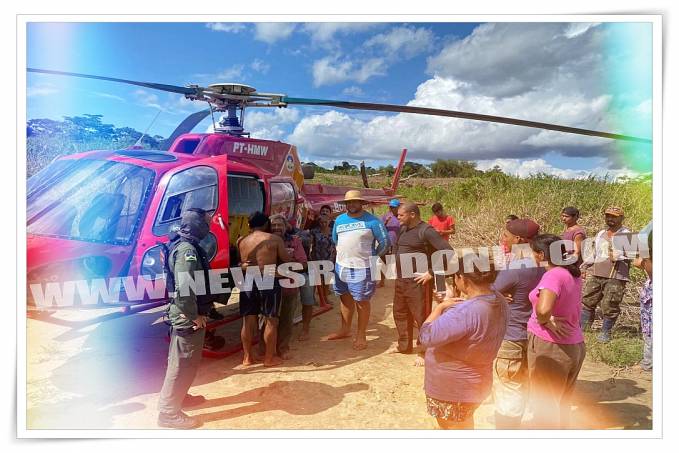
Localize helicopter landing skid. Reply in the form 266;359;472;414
26;301;167;329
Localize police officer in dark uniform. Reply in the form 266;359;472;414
157;208;215;429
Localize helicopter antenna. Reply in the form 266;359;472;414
133;109;161;148
208;103;217;132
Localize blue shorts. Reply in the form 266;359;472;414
333;263;376;302
299;273;316;306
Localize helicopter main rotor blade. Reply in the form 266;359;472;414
282;97;652;144
27;67;651;144
159;109;211;150
27;68;198;96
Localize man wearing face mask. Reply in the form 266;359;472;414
157;208;216;429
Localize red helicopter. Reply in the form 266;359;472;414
25;68;650;356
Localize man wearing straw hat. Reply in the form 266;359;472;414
325;190;390;350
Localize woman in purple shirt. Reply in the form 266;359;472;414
527;234;586;428
419;259;508;429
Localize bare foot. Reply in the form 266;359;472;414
387;344;411;354
242;355;259;366
352;339;368;350
263;356;284;367
298;331;310;342
278;350;292;360
323;331;351;341
413;355;425;367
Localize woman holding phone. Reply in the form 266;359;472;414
419;258;508;429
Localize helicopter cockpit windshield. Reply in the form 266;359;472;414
27;159;154;245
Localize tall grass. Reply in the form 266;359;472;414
314;172;653;335
397;172;652;247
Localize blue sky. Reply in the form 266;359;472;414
26;21;653;178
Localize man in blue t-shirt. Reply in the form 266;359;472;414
325;190;389;350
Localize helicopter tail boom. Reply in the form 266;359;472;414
390;149;408;193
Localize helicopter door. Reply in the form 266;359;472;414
141;164;230;280
226;174;265;246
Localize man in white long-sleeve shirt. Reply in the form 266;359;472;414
324;190;389;350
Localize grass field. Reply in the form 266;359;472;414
312;172;653;367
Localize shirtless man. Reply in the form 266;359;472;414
237;211;291;367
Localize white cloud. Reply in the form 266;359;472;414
635;99;652;116
206;23;246;33
206;108;300;141
302;23;379;45
254;23;296;44
217;64;245;80
298;158;347;168
27;84;57;97
289;74;646;164
133;89;200;116
288;23;651;173
564;22;601;38
134;89;162;110
91;91;125;102
427;23;606;98
342;86;364;97
475;158;637;180
250;59;270;74
312;56;386;87
288;111;365;156
365;26;434;59
246;108;300;140
308;25;434;88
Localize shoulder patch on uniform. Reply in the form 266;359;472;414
184;249;197;262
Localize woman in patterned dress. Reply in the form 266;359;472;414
309;214;336;299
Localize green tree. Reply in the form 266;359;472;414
430;159;483;178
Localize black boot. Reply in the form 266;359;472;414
580;308;594;331
597;317;616;343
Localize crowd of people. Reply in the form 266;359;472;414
156;193;653;431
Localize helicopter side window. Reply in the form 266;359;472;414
173;138;201;154
153;166;218;237
270;182;296;221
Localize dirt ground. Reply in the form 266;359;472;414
26;280;653;430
